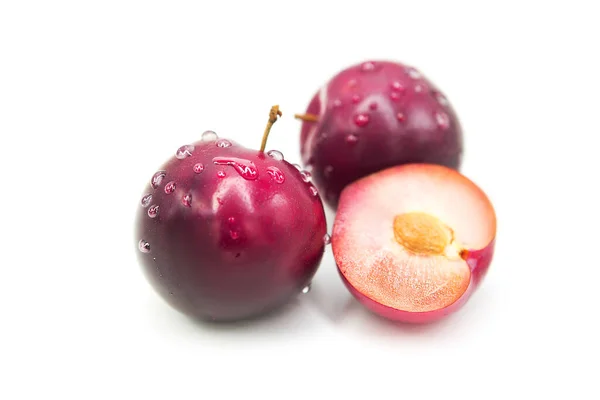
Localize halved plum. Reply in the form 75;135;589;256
332;164;496;323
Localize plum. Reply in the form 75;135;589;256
297;60;463;209
332;164;496;323
135;107;327;322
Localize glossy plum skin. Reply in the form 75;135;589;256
339;241;495;324
299;60;463;208
135;137;327;322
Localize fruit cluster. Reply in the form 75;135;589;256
134;60;497;324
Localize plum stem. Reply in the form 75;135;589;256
294;113;319;123
260;105;283;153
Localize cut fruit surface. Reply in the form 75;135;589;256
332;163;496;315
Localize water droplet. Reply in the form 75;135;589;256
345;134;358;144
300;170;312;182
141;194;153;208
390;92;402;101
435;111;450;130
292;163;302;171
182;194;192;207
302;285;311;294
147;205;159;218
213;157;258;180
193;163;204;174
406;67;421;79
415;84;425;93
396;112;406;122
324;165;334;178
347;79;357;88
267;149;284;161
228;216;235;224
332;99;343;108
369;102;378;110
175;144;194;159
217;171;226;178
354;113;370;127
201;130;218;141
323;233;331;245
230;230;240;240
217;197;224;205
351;94;361;104
138;240;151;253
164;181;176;194
309;186;318;196
216;139;232;148
266;166;285;184
434;92;449;106
391;81;405;91
360;61;376;72
151;171;166;189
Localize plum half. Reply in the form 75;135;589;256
297;60;463;209
135;107;327;322
332;164;496;323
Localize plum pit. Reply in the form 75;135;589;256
393;211;466;260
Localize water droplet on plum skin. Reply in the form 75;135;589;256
390;92;402;101
369;102;378;110
201;130;218;141
147;205;160;218
300;170;312;182
217;171;226;178
323;233;331;245
351;94;361;104
182;194;192;207
230;230;240;240
164;181;176;194
292;163;302;171
391;81;405;91
346;134;358;144
332;99;343;108
354;114;370;127
266;166;285;184
138;240;151;253
213;157;258;180
151;171;166;189
216;139;232;148
193;163;204;174
435;111;450;130
309;186;318;196
302;285;311;294
324;165;334;178
406;67;422;79
267;149;284;161
175;144;194;159
415;84;426;93
435;92;449;106
396;112;406;122
360;61;376;72
141;194;153;208
228;217;235;224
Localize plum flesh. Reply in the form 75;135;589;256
332;164;496;323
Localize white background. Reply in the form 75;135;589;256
1;0;599;398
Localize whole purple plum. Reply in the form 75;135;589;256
135;107;327;322
297;60;463;209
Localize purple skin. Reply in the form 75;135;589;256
299;60;463;209
135;134;327;322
